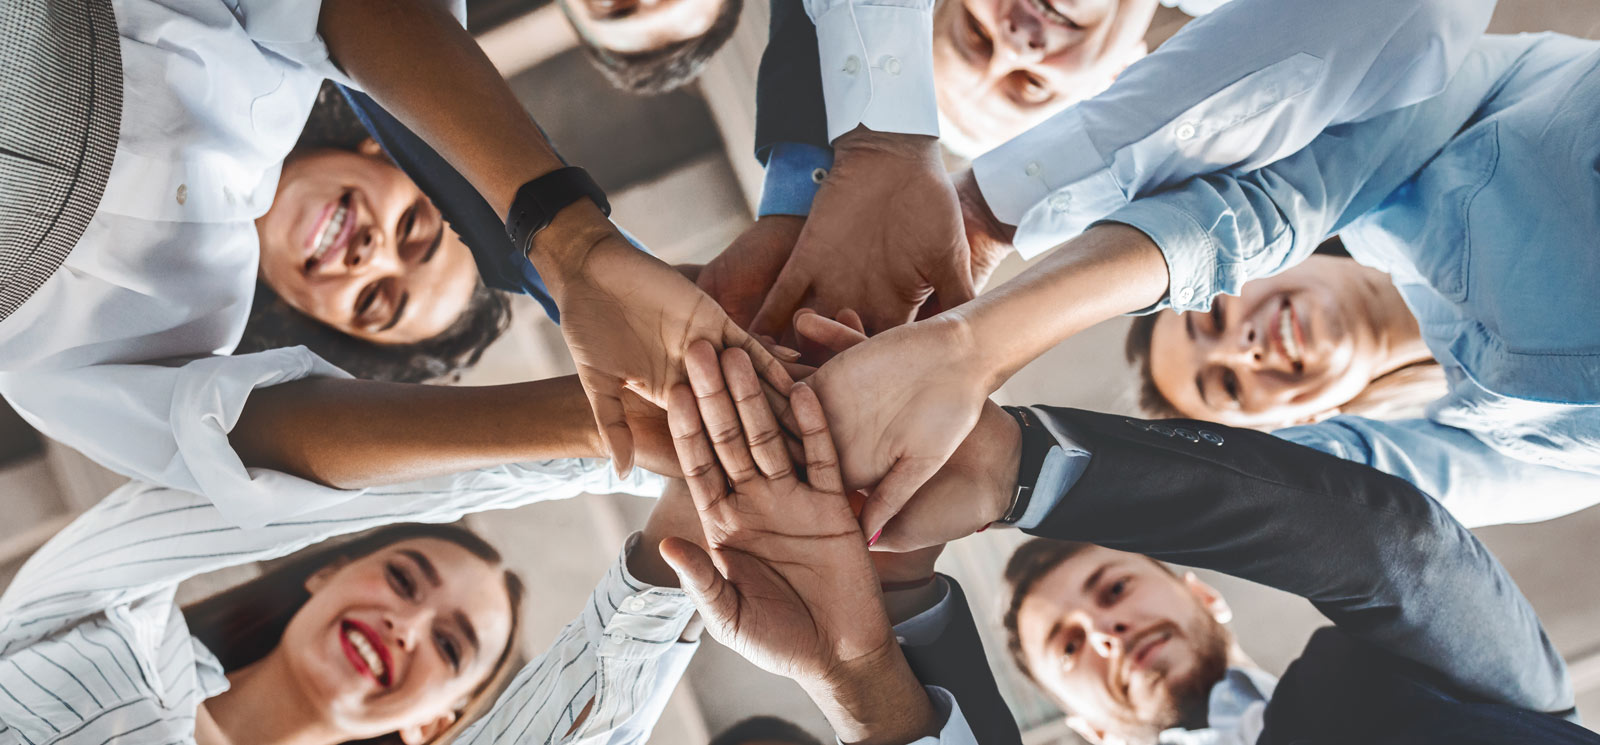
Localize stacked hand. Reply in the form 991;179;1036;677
657;341;938;744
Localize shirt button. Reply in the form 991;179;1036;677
623;596;644;612
1175;121;1198;140
811;167;828;184
1175;287;1194;304
175;184;188;205
1048;192;1072;212
842;55;861;75
882;55;902;75
1024;162;1041;177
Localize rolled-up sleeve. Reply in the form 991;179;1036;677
803;0;939;142
0;347;357;528
972;0;1495;258
231;0;468;81
833;687;977;745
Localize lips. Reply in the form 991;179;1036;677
1025;0;1081;28
340;619;393;688
1272;298;1307;368
1120;627;1174;690
305;191;355;274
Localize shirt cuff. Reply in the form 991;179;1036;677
172;347;359;529
891;577;954;646
1014;406;1093;530
970;107;1128;259
813;3;940;142
593;533;699;662
1095;197;1221;314
758;143;836;217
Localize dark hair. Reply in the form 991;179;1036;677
238;82;513;383
1124;313;1184;419
576;0;744;94
709;716;824;745
184;523;525;745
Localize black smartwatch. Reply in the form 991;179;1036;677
503;166;611;254
995;405;1054;526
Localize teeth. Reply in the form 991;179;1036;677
1279;306;1301;363
310;203;347;264
1026;0;1074;26
345;627;386;682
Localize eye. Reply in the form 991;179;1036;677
355;282;380;318
1100;578;1129;605
400;206;418;242
435;630;462;671
1208;303;1224;334
386;563;417;600
1222;369;1241;403
963;9;993;56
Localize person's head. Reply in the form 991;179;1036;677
185;523;524;745
1003;540;1232;745
708;716;825;745
933;0;1155;156
1126;255;1444;428
563;0;744;94
245;83;510;382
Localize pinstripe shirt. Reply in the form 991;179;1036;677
0;460;699;745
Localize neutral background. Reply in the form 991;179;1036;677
4;1;1600;743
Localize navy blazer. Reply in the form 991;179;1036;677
904;408;1596;744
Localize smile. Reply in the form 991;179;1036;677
1129;628;1171;671
1025;0;1079;28
340;619;393;688
305;191;355;273
1274;300;1306;367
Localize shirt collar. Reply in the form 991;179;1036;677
1157;667;1278;745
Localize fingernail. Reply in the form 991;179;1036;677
868;529;883;547
975;524;989;533
774;345;801;361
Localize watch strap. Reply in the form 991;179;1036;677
504;166;611;254
996;405;1053;526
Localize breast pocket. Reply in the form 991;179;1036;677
1399;122;1500;303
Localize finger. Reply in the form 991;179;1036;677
659;536;738;629
751;265;812;338
666;383;729;513
730;322;797;398
579;370;635;479
684;340;762;486
722;348;795;482
760;382;808;466
836;308;866;335
859;456;944;545
790;383;843;496
930;250;978;313
795;311;869;355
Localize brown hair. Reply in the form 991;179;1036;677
575;0;745;94
1124;311;1447;424
183;523;525;745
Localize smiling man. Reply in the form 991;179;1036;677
561;0;744;93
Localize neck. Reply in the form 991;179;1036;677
1363;273;1432;378
202;653;343;745
1224;640;1257;673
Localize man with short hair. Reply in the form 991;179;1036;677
559;0;744;94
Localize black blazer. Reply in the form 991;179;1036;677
904;408;1594;745
753;0;830;161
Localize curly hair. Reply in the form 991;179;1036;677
575;0;745;94
237;82;513;383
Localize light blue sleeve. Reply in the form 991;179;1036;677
758;142;835;217
1276;416;1600;529
1098;38;1521;314
1015;406;1094;531
833;687;978;745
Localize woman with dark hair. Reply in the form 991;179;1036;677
0;0;787;517
0;462;700;745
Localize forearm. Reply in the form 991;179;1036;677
950;223;1168;389
800;643;939;745
231;375;602;488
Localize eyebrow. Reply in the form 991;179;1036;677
420;222;444;265
455;610;481;657
1081;562;1111;596
1185;313;1196;341
378;291;410;333
400;549;441;587
1195;372;1210;409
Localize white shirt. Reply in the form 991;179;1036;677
0;459;692;745
0;0;464;523
960;0;1496;257
803;0;940;142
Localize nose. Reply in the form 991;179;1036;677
1087;620;1130;658
1000;2;1047;60
346;224;402;273
384;608;431;652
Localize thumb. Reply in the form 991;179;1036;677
860;456;946;546
751;264;812;338
930;248;977;313
659;536;738;625
579;369;635;478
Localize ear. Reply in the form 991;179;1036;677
1066;715;1108;745
1184;571;1232;625
358;137;384;158
303;557;352;596
398;711;457;745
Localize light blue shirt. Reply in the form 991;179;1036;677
1104;34;1600;528
759;142;834;217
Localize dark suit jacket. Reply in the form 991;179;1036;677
904;407;1594;744
754;0;830;162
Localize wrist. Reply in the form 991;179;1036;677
833;126;939;164
974;402;1023;525
523;200;616;299
799;640;937;745
925;309;1006;396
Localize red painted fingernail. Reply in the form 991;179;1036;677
975;524;989;533
868;529;883;547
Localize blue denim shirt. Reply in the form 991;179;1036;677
1104;34;1600;527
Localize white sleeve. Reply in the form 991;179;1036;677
0;462;663;651
971;0;1496;257
833;687;978;745
802;0;939;141
230;0;469;82
455;535;698;745
0;347;361;529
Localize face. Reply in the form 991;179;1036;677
256;141;480;345
282;538;515;743
1015;546;1229;744
933;0;1154;154
1147;256;1403;428
561;0;725;55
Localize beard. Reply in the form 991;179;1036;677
1115;617;1232;743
